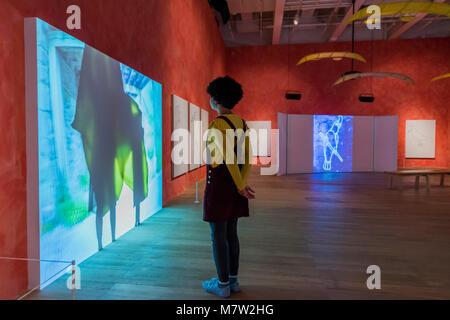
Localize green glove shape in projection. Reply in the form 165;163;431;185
72;45;148;250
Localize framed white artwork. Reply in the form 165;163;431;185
172;95;189;178
201;109;209;166
189;103;201;171
405;120;436;158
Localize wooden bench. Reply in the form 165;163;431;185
385;168;450;190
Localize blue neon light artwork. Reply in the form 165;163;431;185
35;18;162;285
313;115;353;172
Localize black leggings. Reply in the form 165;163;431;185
209;218;239;283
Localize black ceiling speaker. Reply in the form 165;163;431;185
285;91;302;100
208;0;231;25
359;94;375;103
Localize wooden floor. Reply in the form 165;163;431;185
29;168;450;300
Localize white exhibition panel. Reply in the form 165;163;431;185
201;109;209;166
247;121;271;157
277;113;287;176
172;95;189;178
287;114;314;174
352;116;375;172
24;18;40;289
405;120;436;159
189;103;201;171
374;116;398;172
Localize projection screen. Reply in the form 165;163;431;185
25;18;163;288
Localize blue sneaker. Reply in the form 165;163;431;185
229;278;241;293
202;278;230;298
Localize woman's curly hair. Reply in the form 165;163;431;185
207;76;243;110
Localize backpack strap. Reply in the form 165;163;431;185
216;115;248;131
242;119;248;132
215;116;245;167
216;115;236;131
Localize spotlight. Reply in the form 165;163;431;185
359;94;375;103
285;91;302;100
293;13;299;25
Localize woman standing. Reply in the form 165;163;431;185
202;76;255;298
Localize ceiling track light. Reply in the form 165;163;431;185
293;13;299;25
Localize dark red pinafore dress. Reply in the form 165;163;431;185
203;116;249;223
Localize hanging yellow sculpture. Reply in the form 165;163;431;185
333;72;415;86
400;16;416;22
431;73;450;82
348;2;450;23
296;52;367;66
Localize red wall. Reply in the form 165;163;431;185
226;38;450;168
1;0;448;300
0;1;29;300
0;0;225;299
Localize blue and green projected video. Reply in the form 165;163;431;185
36;19;162;283
313;115;353;172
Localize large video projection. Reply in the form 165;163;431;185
26;18;162;285
313;115;353;172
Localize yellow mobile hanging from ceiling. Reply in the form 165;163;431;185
431;73;450;82
297;52;367;66
333;72;415;86
348;2;450;23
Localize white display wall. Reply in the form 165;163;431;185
247;121;272;157
278;113;398;174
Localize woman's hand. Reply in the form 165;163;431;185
238;186;256;199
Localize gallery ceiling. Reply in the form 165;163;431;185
217;0;450;46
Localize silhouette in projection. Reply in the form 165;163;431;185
72;46;148;251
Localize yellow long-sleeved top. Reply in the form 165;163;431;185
206;113;252;191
